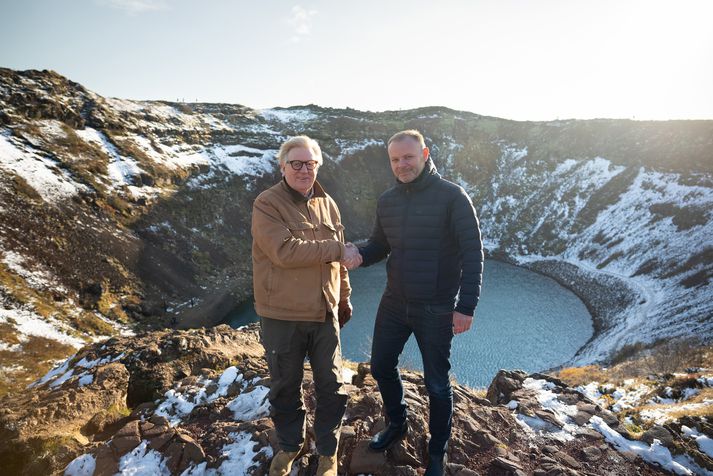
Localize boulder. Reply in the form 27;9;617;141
486;370;528;404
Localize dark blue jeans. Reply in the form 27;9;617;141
370;292;454;455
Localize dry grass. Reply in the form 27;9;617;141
10;173;42;201
56;123;91;157
1;262;84;330
644;338;709;374
0;335;76;398
0;261;37;307
665;402;713;420
68;311;116;337
556;365;609;386
342;360;360;372
607;337;712;380
628;388;713;423
471;388;488;398
0;323;22;345
12;122;43;140
106;133;152;165
687;387;713;404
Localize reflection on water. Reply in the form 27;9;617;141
225;260;593;387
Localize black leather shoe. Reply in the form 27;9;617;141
424;453;445;476
368;421;408;451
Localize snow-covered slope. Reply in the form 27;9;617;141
474;144;712;361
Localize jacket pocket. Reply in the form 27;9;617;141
287;221;316;239
322;221;344;240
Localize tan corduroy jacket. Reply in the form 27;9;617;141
251;179;351;321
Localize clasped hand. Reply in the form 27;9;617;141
341;242;362;270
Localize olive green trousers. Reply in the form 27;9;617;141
260;315;348;456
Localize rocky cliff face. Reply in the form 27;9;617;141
1;67;712;392
1;325;711;476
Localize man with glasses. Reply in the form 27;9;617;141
252;135;360;476
346;130;483;476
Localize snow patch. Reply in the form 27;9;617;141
154;366;264;426
591;416;711;475
515;413;574;442
0;341;21;352
155;386;209;426
31;352;124;389
261;108;317;123
342;366;356;384
681;425;713;459
117;440;170;476
514;378;583;441
0;130;87;203
333;138;383;163
38;120;68;140
1;249;67;292
64;453;96;476
0;306;85;349
186;144;277;189
181;432;273;476
639;400;713;424
227;385;271;421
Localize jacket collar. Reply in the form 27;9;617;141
280;178;326;203
396;157;440;193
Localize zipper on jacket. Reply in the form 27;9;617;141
398;186;412;299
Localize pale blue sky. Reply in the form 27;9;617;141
2;0;712;120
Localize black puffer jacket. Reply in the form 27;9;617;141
360;158;483;315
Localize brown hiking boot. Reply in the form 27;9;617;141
269;449;300;476
315;454;338;476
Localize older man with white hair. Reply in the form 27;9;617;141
251;135;360;476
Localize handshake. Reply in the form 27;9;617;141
341;242;362;270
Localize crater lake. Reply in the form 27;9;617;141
225;259;593;387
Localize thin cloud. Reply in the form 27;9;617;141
97;0;168;14
287;5;317;43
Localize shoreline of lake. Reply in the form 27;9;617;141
488;250;640;365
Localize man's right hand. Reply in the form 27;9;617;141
341;242;363;270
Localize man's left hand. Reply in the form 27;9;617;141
453;311;473;335
338;300;353;328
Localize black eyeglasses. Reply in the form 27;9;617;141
287;160;319;171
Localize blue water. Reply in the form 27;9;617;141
225;260;593;388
